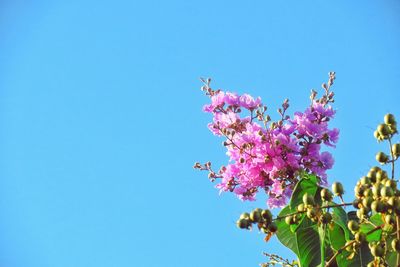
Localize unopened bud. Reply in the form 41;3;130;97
332;182;344;196
376;152;389;164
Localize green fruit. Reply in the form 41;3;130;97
372;184;383;197
307;208;317;219
385;214;395;225
250;209;262;223
377;123;391;136
237;218;250;229
285;215;294;225
362;197;373;208
355;232;366;243
381;186;394;197
353;198;361;209
370;244;384;257
384;113;396;125
392;239;400;252
376;152;389;164
371;200;385;213
392;143;400;157
347;220;360;232
268;222;277;232
302;193;315;206
332;182;344;196
360;176;371;185
320;188;333;202
240;212;250;220
321;213;332;224
297;203;305;212
363;188;373;197
261;210;272;222
385;179;397;189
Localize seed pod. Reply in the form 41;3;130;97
376;170;388;181
384;214;395;225
268;222;277;233
307;208;317;220
237;218;250;229
362;197;373;208
377;123;391;136
332;182;344;196
240;212;250;220
363;188;373;198
392;239;400;252
355;232;366;243
285;215;294;225
372;184;383;198
392;143;400;158
376;152;389;164
297;203;305;212
367;170;378;183
384;113;396;125
250;209;262;223
360;176;371;185
370;244;385;257
385;180;397;189
320;188;333;202
353;198;362;209
371;200;385;213
321;213;332;224
381;186;394;197
303;192;315;206
261;209;272;223
347;220;360;232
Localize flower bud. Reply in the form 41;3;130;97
302;193;315;206
353;198;361;209
376;152;389;164
332;182;344;196
320;188;333;202
285;215;294;225
384;113;396;125
385;179;397;189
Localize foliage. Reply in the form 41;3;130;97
195;73;400;267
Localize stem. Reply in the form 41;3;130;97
397;216;400;266
325;225;383;267
320;224;326;267
274;203;352;221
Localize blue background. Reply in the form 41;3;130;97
1;1;400;266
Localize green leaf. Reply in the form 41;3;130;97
359;214;383;242
296;222;321;267
336;243;373;267
276;206;299;256
331;204;350;241
328;223;347;251
290;174;319;210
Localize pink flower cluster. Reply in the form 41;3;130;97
199;82;338;208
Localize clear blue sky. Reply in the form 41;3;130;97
1;1;400;266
